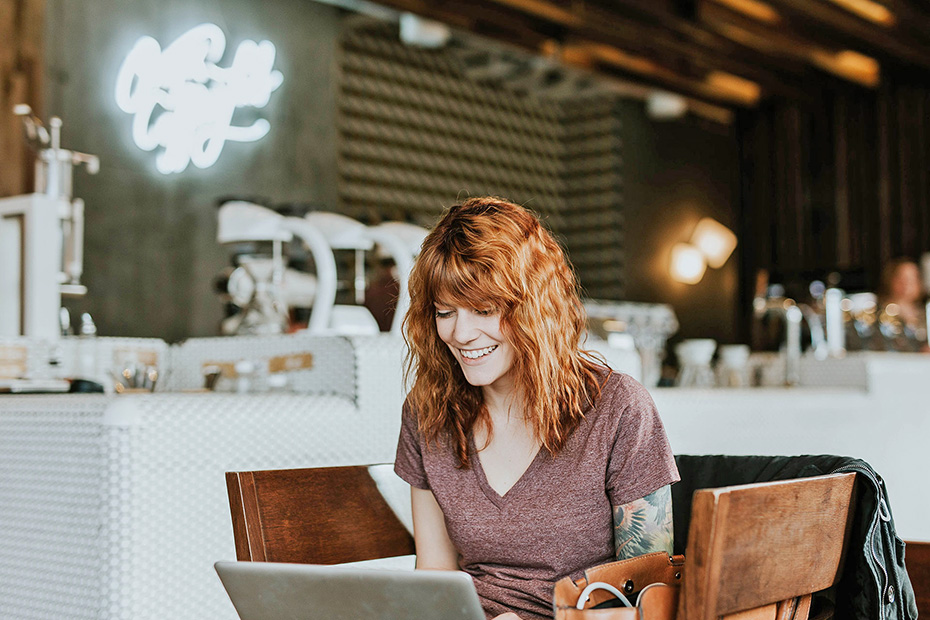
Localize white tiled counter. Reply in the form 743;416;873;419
0;392;401;620
0;334;409;620
652;352;930;541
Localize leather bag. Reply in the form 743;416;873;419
552;552;685;620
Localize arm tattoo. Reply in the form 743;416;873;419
612;485;674;560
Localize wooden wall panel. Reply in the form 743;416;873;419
738;74;930;308
0;0;44;197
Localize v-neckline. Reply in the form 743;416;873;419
470;435;546;508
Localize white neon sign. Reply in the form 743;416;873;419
114;23;283;174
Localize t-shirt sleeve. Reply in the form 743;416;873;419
605;374;680;506
394;400;430;490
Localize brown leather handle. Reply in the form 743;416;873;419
553;553;686;610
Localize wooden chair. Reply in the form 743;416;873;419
904;540;930;617
680;472;857;620
225;466;858;620
225;465;415;565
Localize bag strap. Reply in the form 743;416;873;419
553;553;685;611
575;582;634;609
584;552;685;596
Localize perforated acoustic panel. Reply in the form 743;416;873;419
336;19;625;298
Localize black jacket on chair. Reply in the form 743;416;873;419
672;454;917;620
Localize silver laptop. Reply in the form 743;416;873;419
214;561;486;620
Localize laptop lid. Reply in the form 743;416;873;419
214;561;487;620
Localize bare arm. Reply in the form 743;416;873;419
612;484;674;559
410;486;459;570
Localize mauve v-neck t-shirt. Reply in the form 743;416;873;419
394;371;680;620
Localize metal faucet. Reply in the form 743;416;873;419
14;104;99;293
754;296;826;386
798;303;828;360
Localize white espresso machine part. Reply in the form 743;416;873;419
305;211;375;304
216;203;346;335
364;222;428;334
303;212;379;335
216;207;384;336
0;106;99;339
216;201;294;335
279;217;337;334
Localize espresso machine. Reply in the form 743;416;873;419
0;105;99;339
216;203;423;336
216;201;310;335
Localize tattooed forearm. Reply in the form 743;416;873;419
612;485;673;559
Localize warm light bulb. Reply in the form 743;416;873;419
670;243;707;284
691;218;737;268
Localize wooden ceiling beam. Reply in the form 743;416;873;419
369;0;851;106
468;0;822;100
699;1;881;88
486;0;585;27
373;0;741;105
480;0;816;87
462;19;761;108
762;0;930;70
560;40;762;106
373;0;764;111
570;1;824;99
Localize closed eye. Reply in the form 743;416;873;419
435;309;454;319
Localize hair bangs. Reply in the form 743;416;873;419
426;247;513;311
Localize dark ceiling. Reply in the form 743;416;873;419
369;0;930;114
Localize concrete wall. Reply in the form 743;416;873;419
45;0;344;341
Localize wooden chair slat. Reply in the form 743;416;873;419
225;465;415;565
681;472;857;620
905;540;930;617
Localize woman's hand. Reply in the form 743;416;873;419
492;613;522;620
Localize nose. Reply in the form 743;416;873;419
452;310;480;344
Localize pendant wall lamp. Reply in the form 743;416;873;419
669;218;737;284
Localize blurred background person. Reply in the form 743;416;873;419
876;258;929;353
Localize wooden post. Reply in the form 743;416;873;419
0;0;45;197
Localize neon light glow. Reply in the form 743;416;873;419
114;23;283;174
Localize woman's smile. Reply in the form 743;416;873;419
435;304;515;391
459;345;499;360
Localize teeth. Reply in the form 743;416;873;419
460;345;498;359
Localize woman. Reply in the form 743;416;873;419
394;197;679;620
876;258;929;353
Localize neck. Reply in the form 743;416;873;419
482;383;522;423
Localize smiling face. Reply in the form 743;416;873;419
434;303;516;396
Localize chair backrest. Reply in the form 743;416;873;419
906;540;930;617
680;472;857;620
225;465;415;564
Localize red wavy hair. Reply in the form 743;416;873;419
403;196;605;468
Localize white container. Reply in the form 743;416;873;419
676;339;717;387
716;344;750;387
